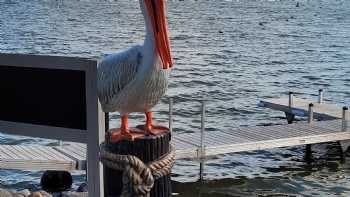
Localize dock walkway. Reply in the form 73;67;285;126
0;120;348;171
0;94;348;171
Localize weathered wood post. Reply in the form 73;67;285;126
101;100;174;197
103;133;172;197
285;92;295;124
305;103;314;162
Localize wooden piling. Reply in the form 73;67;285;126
103;132;172;197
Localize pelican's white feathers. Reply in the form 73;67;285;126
97;46;142;111
97;0;171;116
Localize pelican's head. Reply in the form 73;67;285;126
143;0;173;69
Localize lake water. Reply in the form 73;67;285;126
1;0;350;196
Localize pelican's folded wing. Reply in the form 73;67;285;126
97;45;142;106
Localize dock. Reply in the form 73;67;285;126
259;97;343;120
174;119;349;159
0;96;348;171
0;143;86;171
259;90;344;120
0;88;348;172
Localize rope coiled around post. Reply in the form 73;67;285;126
99;142;175;197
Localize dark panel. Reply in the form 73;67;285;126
0;65;87;130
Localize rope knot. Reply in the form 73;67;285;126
100;143;175;197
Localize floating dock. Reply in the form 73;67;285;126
0;95;348;171
259;97;342;120
0;143;85;171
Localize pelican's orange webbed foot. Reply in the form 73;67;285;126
137;112;170;136
110;128;144;143
136;124;169;135
109;115;144;143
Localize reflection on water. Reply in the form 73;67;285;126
0;0;350;196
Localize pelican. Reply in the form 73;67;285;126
97;0;173;142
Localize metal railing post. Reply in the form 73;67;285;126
199;100;206;181
342;107;349;132
200;101;206;156
308;103;314;124
305;103;314;161
169;98;173;132
318;89;324;104
289;92;294;108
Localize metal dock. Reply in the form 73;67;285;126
0;113;349;171
0;143;86;171
174;118;350;158
0;92;348;171
259;90;344;120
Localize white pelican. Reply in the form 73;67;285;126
97;0;173;142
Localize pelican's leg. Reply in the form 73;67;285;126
110;115;144;142
137;112;169;135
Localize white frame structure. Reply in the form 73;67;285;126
0;53;104;197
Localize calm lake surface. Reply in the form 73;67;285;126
1;0;350;196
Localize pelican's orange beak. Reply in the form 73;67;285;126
145;0;173;69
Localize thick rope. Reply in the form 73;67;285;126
100;143;175;197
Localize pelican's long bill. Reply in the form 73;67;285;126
145;0;173;69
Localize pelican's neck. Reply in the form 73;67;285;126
144;30;156;54
140;0;158;67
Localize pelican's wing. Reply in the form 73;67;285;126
97;46;142;105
